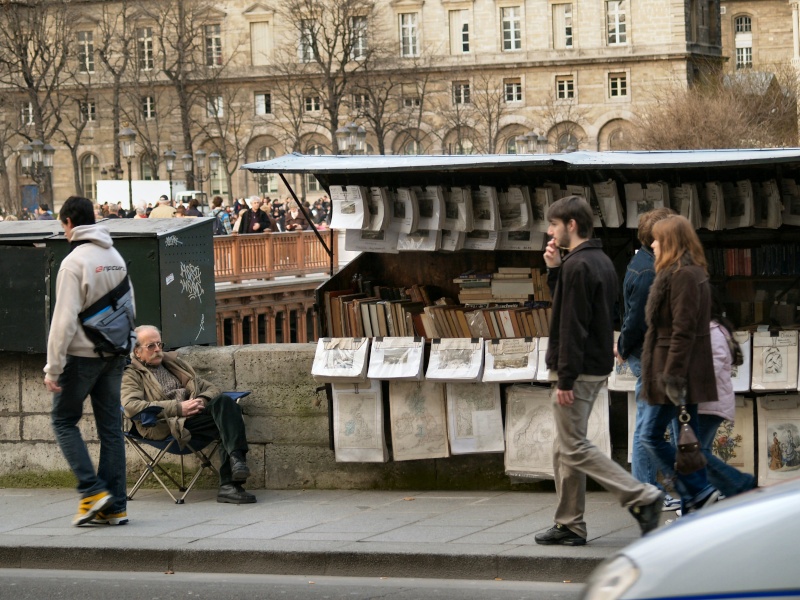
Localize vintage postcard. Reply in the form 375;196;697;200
482;338;537;382
332;379;388;462
757;394;800;486
446;382;504;454
389;381;450;461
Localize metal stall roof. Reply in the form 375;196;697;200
243;148;800;175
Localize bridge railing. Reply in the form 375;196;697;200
213;229;338;282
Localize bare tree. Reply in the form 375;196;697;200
537;91;591;152
54;68;93;196
0;0;73;207
0;93;20;215
470;72;511;154
431;77;476;154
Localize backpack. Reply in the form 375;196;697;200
78;276;136;356
212;209;227;235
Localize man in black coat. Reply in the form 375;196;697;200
237;197;276;234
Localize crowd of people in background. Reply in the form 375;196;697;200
0;194;332;234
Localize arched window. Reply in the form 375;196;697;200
506;137;519;154
734;16;753;69
557;133;578;152
81;154;100;201
305;144;325;192
402;139;421;155
608;128;632;151
256;147;278;194
448;138;474;155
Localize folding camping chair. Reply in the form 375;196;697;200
123;391;251;504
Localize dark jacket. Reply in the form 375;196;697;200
545;239;617;390
284;209;309;231
618;247;656;360
640;263;718;405
238;208;277;233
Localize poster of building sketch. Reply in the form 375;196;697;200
592;179;624;228
532;187;553;232
757;394;800;486
731;331;752;392
462;229;499;251
390;188;419;234
498;227;546;251
472;186;500;231
426;338;484;382
446;382;504;454
442;187;474;232
311;337;370;383
535;338;555;382
497;186;532;231
329;185;369;230
397;229;441;252
751;330;799;391
366;187;391;231
415;185;445;231
389;381;450;461
344;228;400;254
367;337;425;380
504;384;611;479
482;338;537;382
332;379;388;462
440;229;466;252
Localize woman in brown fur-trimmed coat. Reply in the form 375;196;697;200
639;215;720;514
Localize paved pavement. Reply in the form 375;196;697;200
0;488;662;582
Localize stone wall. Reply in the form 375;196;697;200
0;345;543;490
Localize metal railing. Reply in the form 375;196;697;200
213;229;338;283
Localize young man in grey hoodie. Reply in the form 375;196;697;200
44;196;134;526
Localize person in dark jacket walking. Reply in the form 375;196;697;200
535;195;663;547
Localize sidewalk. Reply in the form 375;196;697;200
0;488;652;582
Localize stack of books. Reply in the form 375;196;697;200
490;267;534;302
453;270;492;304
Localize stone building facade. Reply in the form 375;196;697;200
2;0;739;210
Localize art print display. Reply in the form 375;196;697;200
344;228;400;254
440;229;466;252
462;229;499;251
329;185;369;230
367;337;425;380
442;187;474;232
482;338;537;382
504;384;611;479
397;228;441;252
311;337;370;383
472;186;500;231
445;382;504;454
751;330;798;391
757;394;800;486
390;188;420;234
709;396;755;476
497;186;532;231
426;338;484;382
414;185;445;231
592;179;624;228
366;187;391;231
332;380;388;462
389;381;449;461
498;227;546;251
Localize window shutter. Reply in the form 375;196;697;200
251;22;270;66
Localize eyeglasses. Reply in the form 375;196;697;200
142;341;164;351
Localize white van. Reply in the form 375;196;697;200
174;190;209;213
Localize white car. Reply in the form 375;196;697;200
582;477;800;600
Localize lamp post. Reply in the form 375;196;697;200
18;139;55;208
335;122;367;155
514;131;548;155
163;149;176;200
119;127;136;210
195;148;207;198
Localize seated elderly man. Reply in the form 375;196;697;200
121;325;255;504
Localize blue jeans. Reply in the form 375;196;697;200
51;355;127;513
698;414;756;498
639;401;713;507
628;355;661;488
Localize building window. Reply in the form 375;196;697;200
142;95;156;119
207;96;224;118
137;27;154;71
506;137;519;154
735;16;753;69
453;81;471;105
402;85;421;107
257;147;279;194
449;9;470;54
402;139;421;155
353;93;369;111
556;76;575;99
77;31;95;73
210;163;227;198
140;156;154;181
299;19;314;62
80;100;96;123
251;21;270;66
255;92;271;115
81;154;100;201
448;138;474;155
608;72;627;97
504;78;522;102
205;24;222;67
305;144;324;191
351;16;368;59
304;96;321;112
21;102;34;126
399;13;418;57
501;7;522;52
606;1;627;45
553;3;573;49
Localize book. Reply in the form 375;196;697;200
324;288;355;338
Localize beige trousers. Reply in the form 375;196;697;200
552;378;661;539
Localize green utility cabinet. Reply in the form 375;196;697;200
0;218;216;353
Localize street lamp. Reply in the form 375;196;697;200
335;122;367;155
195;148;208;198
119;127;136;210
164;148;176;200
514;131;548;155
17;139;55;207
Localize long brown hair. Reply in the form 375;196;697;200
652;215;707;273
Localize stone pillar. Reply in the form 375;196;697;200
794;2;800;59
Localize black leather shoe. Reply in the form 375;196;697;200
534;524;586;546
230;452;250;483
629;492;666;535
217;484;256;504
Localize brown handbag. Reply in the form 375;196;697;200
675;404;707;475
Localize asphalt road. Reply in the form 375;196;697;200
0;569;585;600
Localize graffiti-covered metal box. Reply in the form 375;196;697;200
0;218;216;353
